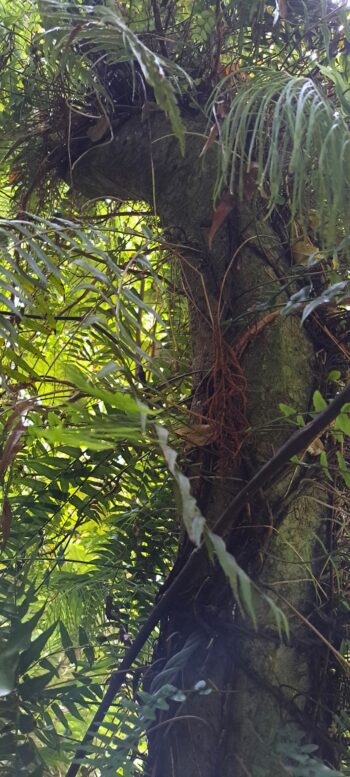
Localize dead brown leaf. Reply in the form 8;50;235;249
86;116;110;143
208;191;234;249
4;399;32;433
0;423;25;479
200;124;219;158
306;437;325;456
1;499;12;549
278;0;288;20
175;424;216;448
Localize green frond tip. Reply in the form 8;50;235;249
91;5;187;154
210;70;350;252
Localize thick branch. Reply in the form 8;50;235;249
65;381;350;777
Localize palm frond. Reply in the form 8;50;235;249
38;0;189;153
210;70;350;253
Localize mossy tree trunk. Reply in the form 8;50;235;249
72;113;334;777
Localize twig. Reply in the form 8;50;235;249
151;0;168;58
65;381;350;777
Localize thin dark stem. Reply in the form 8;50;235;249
150;0;168;57
65;381;350;777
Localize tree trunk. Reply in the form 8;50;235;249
71;113;336;776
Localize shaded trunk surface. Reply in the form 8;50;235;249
72;113;334;777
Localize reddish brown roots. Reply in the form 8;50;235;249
203;326;248;464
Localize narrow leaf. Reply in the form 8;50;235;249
208;192;234;249
59;622;77;666
157;426;205;545
18;622;57;676
1;499;12;549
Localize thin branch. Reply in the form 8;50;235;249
65;381;350;777
150;0;168;58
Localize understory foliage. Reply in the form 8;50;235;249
0;0;350;775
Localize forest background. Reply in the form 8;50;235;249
1;1;350;776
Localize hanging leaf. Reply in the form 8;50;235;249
78;626;95;666
313;390;327;412
263;595;289;640
320;450;331;481
0;423;26;478
157;426;205;546
208;191;234;249
300;281;349;324
291;234;320;266
1;498;12;549
306;437;324;456
18;622;57;676
59;622;77;667
336;451;350;487
84;4;187;154
206;530;257;626
335;413;350;436
200;124;219;157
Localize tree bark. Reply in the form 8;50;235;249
71;112;335;776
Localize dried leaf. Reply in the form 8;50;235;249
292;236;320;266
306;437;325;456
86;116;110;143
4;400;32;433
0;424;25;478
1;499;12;549
273;0;287;24
291;222;320;265
278;0;288;19
200;124;219;157
208;192;234;249
175;424;215;448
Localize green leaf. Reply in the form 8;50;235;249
263;595;289;640
20;670;56;700
59;622;77;666
0;658;18;697
64;364;149;415
336;451;350;487
6;605;46;655
207;530;257;626
327;370;341;382
279;403;297;417
335;413;350;436
18;712;36;733
51;702;71;732
78;626;95;666
320;450;331;481
62;699;85;721
312;390;327;412
18;622;57;676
